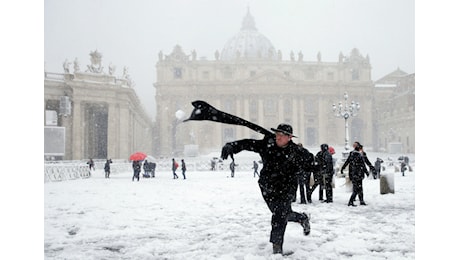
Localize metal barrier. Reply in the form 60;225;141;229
44;160;132;183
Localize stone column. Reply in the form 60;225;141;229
72;100;83;160
117;103;131;160
61;114;73;160
107;103;119;159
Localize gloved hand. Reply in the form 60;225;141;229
221;143;234;160
340;169;344;174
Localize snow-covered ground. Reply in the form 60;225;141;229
44;151;415;259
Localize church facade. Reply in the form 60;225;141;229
154;10;390;157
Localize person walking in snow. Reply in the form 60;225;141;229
172;158;179;179
104;158;112;178
252;161;259;177
341;142;373;206
181;159;187;179
229;160;236;177
143;160;151;178
132;160;141;181
221;123;313;255
401;161;407;176
374;158;384;179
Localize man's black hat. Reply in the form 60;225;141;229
271;124;297;137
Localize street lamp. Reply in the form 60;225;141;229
332;92;360;152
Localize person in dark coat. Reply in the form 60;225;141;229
252;161;259;177
307;157;322;203
104;158;112;178
132;160;141;181
181;159;187;179
401;161;407;176
229;160;236;177
316;144;334;203
143;160;151;178
341;142;373;206
374;158;384;179
87;158;95;171
292;143;313;204
221;123;314;255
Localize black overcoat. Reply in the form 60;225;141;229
342;150;368;180
225;134;315;198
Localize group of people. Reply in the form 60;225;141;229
220;123;381;255
131;160;157;181
171;158;187;179
88;158;113;179
130;158;188;181
142;160;157;178
293;143;335;204
294;141;377;207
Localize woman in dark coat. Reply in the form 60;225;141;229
341;142;371;206
221;124;314;255
316;144;334;203
132;160;141;181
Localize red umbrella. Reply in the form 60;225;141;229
328;146;335;155
129;152;147;161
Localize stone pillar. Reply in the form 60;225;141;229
61;114;73;160
107;103;119;159
318;96;325;144
297;97;305;145
72;100;83;160
118;103;131;160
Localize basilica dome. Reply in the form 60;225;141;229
220;10;277;61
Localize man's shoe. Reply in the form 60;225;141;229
273;244;283;254
348;202;357;207
360;201;367;206
301;213;310;235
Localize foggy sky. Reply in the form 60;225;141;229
44;0;415;120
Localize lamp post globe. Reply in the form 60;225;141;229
332;92;360;153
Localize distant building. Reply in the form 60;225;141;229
44;50;154;160
374;69;415;153
154;9;378;156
